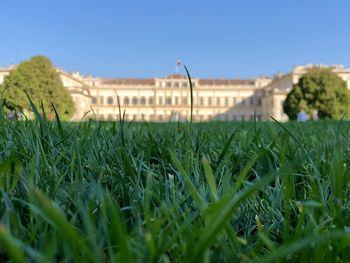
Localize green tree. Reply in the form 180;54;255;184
0;55;74;120
283;68;350;120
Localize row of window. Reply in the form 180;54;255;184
96;113;262;121
157;81;195;88
91;96;262;107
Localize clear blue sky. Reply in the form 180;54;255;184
1;0;350;79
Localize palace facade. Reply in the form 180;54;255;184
1;64;350;121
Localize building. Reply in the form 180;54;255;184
1;64;350;121
261;64;350;121
81;73;272;122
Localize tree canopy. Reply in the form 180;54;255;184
0;55;74;120
283;68;350;120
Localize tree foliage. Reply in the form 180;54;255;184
0;55;74;120
283;68;350;120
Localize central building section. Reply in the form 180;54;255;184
85;73;270;121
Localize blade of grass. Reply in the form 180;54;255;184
184;65;194;125
257;231;350;263
29;188;96;262
269;114;325;203
202;157;218;202
169;149;206;211
188;173;276;261
0;225;26;263
51;103;64;139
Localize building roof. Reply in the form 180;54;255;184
99;75;255;86
198;79;255;86
0;68;10;73
165;74;187;79
100;78;156;85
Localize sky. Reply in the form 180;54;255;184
1;0;350;79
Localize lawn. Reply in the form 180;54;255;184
0;107;350;262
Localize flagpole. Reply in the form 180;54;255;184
176;59;181;74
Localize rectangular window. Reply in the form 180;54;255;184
175;97;179;105
100;97;104;105
166;97;172;105
174;82;179;88
91;97;97;104
166;82;171;88
107;97;114;105
216;97;220;106
200;97;204;105
182;97;187;105
208;97;212;106
182;82;188;88
159;97;163;104
148;97;154;105
225;97;229;106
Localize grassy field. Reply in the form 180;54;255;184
0;103;350;262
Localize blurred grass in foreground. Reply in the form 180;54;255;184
0;104;350;262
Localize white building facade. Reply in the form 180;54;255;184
1;64;350;121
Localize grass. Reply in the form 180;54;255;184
0;78;350;262
0;110;350;262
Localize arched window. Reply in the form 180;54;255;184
107;97;114;105
140;97;146;105
124;97;130;105
132;97;138;105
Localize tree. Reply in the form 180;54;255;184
0;55;74;120
283;68;350;120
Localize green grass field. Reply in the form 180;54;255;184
0;102;350;262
